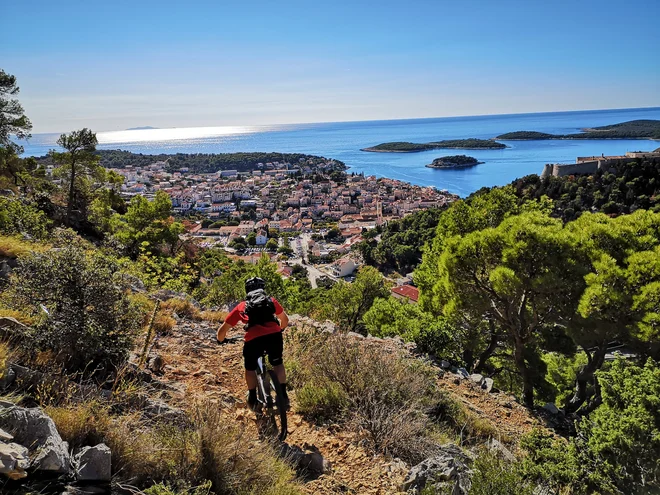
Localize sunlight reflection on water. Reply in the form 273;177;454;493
96;125;287;144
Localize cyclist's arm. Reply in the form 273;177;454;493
272;298;288;329
217;321;232;342
218;305;242;342
277;310;289;330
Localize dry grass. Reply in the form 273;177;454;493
430;393;506;445
286;328;442;464
0;340;11;378
46;401;112;450
161;298;200;320
192;403;304;495
45;397;303;495
153;313;177;334
160;299;226;325
0;235;35;258
0;308;35;326
128;292;157;326
196;310;227;324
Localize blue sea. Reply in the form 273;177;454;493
22;107;660;197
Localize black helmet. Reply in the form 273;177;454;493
245;276;266;294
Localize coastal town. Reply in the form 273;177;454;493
110;156;456;291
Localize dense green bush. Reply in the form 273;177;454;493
0;197;51;239
522;358;660;494
8;236;143;374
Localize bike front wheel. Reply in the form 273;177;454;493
267;370;288;442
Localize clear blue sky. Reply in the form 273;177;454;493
2;0;659;133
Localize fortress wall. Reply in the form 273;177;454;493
542;157;630;178
553;160;599;177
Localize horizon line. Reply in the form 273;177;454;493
25;105;660;137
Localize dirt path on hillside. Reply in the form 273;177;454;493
150;323;408;495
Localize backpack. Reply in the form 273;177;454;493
244;289;278;328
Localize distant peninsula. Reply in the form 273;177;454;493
126;126;159;130
35;150;346;175
362;138;507;153
496;119;660;141
426;155;483;169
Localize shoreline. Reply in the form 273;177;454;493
425;160;485;169
497;136;660;141
361;146;507;153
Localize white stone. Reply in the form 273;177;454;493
469;374;484;385
0;442;29;479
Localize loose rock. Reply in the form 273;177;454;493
0;442;30;480
280;443;331;479
469;374;484;385
0;405;70;473
0;427;13;442
74;443;112;482
402;444;473;494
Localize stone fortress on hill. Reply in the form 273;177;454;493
541;150;660;178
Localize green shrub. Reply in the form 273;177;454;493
8;238;142;374
0;197;50;239
468;450;534;495
542;351;588;406
295;382;349;422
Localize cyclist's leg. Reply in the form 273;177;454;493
264;332;286;382
243;338;261;410
265;332;289;408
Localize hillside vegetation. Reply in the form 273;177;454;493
496;119;660;140
35;149;346;175
362;139;506;152
496;131;557;140
511;156;660;220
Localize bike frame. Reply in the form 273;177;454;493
255;354;274;411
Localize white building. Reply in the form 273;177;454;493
255;229;268;246
330;258;358;278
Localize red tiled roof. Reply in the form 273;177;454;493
391;285;419;302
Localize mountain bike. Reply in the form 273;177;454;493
254;349;288;442
218;335;288;442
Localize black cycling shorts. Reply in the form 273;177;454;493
243;331;284;371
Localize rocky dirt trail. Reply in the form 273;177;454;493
149;321;408;495
144;317;549;494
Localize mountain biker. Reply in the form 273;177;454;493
216;277;290;412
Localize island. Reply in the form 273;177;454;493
126;126;159;130
495;119;660;141
496;131;556;140
362;138;507;152
425;155;483;169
